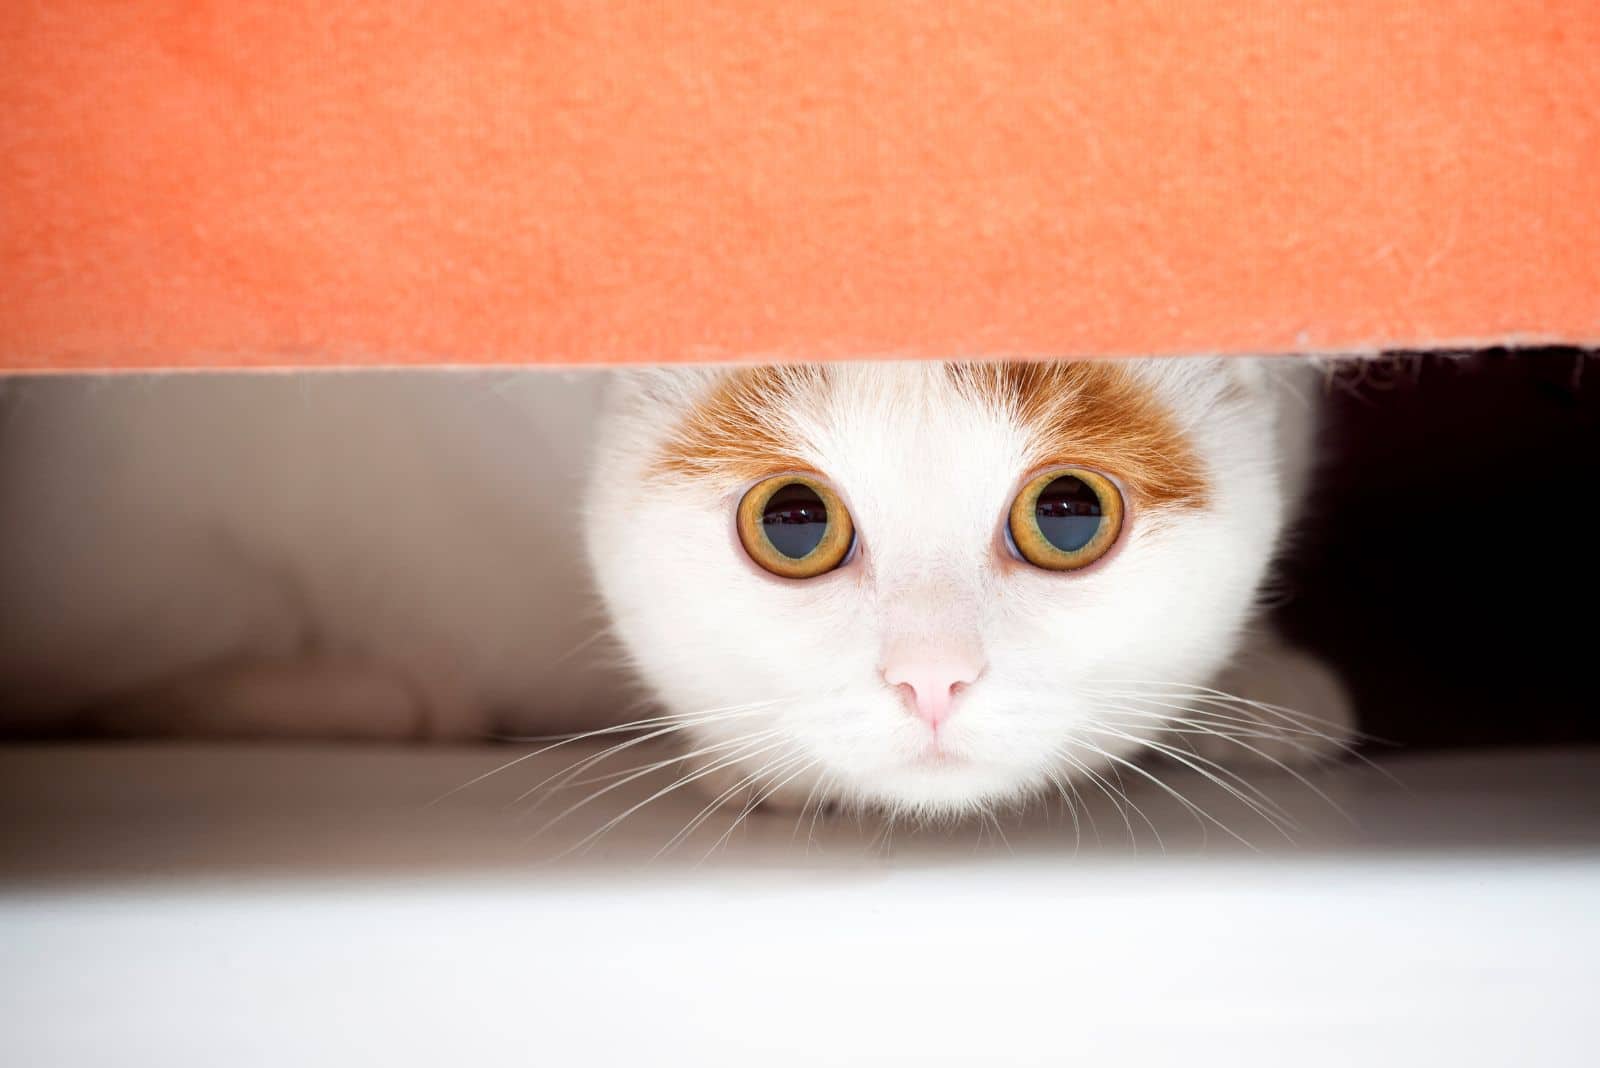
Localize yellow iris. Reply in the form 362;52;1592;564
1007;467;1123;570
737;475;855;579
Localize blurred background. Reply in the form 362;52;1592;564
1278;348;1598;751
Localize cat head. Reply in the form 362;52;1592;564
584;359;1299;817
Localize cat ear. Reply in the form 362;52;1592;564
1223;356;1271;392
1222;355;1330;398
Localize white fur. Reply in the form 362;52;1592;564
0;360;1350;816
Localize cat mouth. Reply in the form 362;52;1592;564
912;741;966;768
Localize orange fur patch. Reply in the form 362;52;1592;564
653;365;826;484
655;360;1208;511
949;361;1210;511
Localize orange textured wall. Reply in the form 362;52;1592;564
2;2;1597;370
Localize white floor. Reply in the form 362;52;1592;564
3;742;1598;1066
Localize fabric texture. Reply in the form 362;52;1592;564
2;2;1596;370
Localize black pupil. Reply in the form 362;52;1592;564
1034;475;1103;553
761;483;830;559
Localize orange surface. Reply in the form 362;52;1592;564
2;2;1597;371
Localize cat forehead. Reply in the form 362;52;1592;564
649;361;1210;511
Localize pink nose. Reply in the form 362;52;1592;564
882;652;985;729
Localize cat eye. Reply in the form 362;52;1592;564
737;474;855;579
1007;467;1124;570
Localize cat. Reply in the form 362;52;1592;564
0;359;1353;816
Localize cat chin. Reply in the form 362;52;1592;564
839;759;1040;817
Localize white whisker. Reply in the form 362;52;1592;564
431;698;784;806
705;755;819;859
1068;738;1261;851
1089;679;1370;739
1087;724;1300;837
1051;746;1162;851
1085;692;1345;744
546;734;793;856
1099;710;1356;825
511;701;792;813
663;747;806;859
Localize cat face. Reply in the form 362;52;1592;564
585;359;1297;816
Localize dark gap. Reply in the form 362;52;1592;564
1274;347;1599;751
